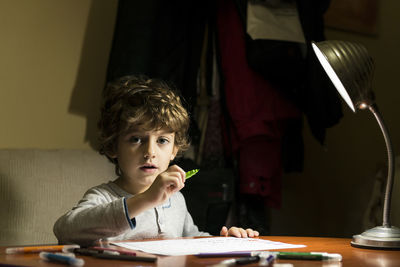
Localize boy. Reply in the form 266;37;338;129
53;75;258;245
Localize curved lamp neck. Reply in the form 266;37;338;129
368;104;395;227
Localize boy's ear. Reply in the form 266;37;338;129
107;151;118;159
170;146;179;161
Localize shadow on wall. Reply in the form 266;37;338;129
68;0;117;149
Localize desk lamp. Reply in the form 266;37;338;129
311;40;400;249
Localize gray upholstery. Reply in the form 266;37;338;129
0;149;115;246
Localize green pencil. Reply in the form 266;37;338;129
185;169;199;179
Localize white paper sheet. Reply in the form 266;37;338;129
247;1;306;43
112;237;305;256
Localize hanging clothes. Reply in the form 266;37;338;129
216;0;301;208
106;0;208;113
242;0;342;145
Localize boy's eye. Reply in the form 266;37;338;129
158;137;170;144
128;136;141;144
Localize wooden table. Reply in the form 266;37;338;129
1;236;399;266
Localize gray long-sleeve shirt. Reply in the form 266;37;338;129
53;181;209;245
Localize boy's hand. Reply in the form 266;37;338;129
144;164;186;206
220;226;259;238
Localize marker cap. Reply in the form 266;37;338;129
40;252;85;266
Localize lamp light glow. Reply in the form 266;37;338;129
312;40;400;249
311;42;355;112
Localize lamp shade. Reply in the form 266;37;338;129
312;41;375;112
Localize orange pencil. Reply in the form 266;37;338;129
6;244;80;254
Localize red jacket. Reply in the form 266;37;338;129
217;0;300;208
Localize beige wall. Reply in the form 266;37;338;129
271;0;400;237
0;0;118;149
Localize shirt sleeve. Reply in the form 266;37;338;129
53;186;134;246
123;197;136;229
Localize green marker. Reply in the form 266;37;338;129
185;169;199;179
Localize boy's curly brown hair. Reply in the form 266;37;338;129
98;75;190;170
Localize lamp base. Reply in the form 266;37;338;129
351;226;400;249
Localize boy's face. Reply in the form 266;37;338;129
113;127;178;193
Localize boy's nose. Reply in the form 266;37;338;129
143;142;156;159
144;152;155;159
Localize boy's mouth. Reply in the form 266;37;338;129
140;164;157;171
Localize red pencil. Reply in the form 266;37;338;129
90;246;137;256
